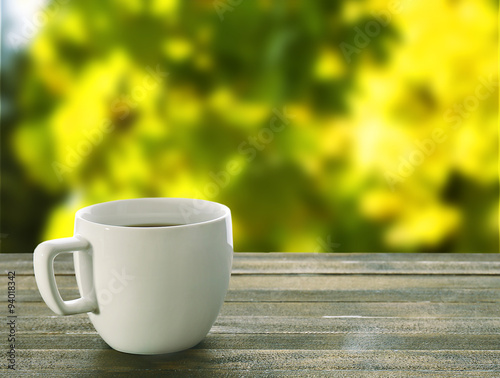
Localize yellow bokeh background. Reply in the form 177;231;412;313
1;0;498;252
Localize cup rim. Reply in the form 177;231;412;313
75;197;231;229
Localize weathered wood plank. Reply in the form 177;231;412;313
7;274;500;293
3;253;500;275
7;371;500;378
228;275;500;290
6;301;500;318
7;371;500;377
9;350;500;372
5;252;500;264
231;257;500;275
6;275;500;303
211;316;500;335
8;287;500;303
224;288;500;303
221;302;500;318
3;252;500;375
9;315;500;335
14;333;500;351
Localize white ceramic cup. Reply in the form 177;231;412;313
33;198;233;355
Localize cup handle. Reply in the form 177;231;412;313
34;236;97;315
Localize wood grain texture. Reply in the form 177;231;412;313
5;274;500;303
5;301;500;318
3;252;500;275
8;350;500;372
12;333;500;351
1;252;500;375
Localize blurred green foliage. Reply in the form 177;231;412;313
1;0;498;252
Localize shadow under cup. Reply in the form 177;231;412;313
38;198;233;355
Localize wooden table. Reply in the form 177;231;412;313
1;252;500;376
